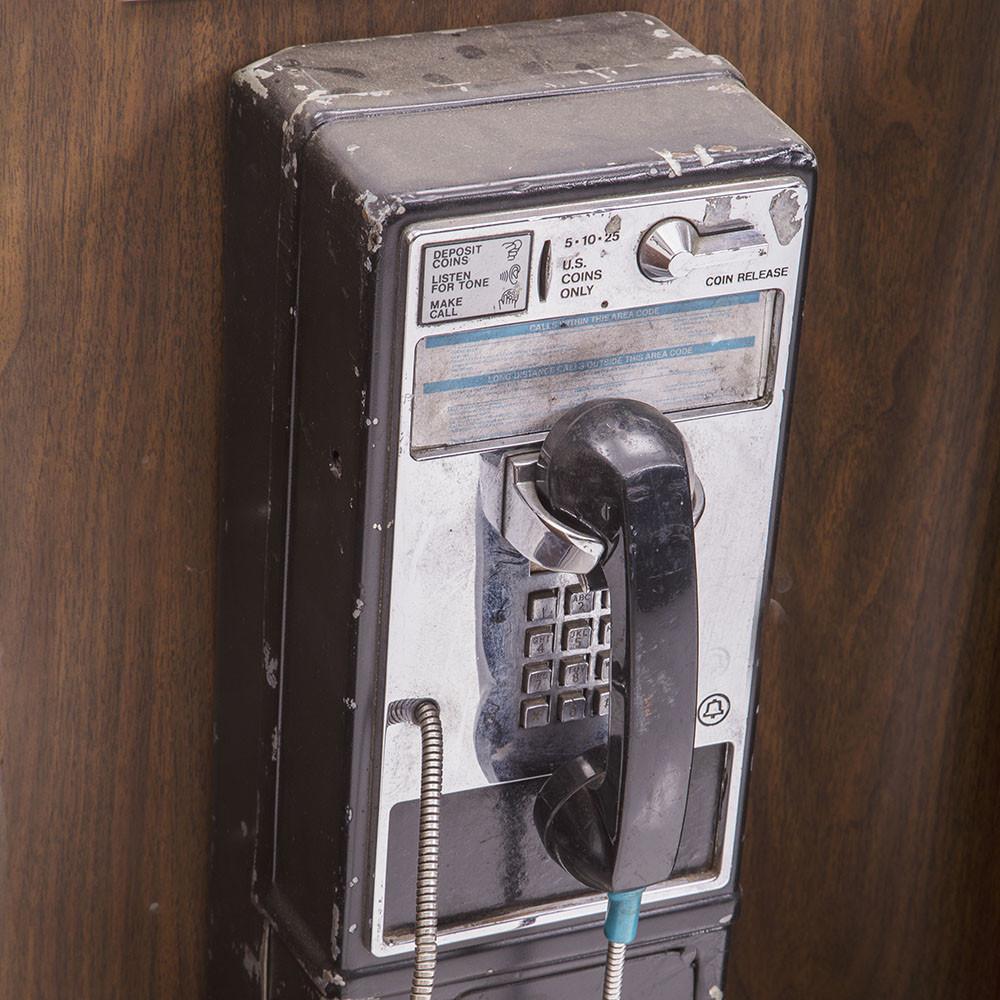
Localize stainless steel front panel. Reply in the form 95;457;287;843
371;177;810;955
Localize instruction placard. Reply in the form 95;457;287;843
411;291;778;452
419;232;532;325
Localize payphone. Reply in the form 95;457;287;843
211;13;814;1000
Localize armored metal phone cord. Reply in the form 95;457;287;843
602;942;627;1000
602;889;644;1000
387;699;444;1000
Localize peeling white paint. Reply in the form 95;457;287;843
242;944;261;983
667;45;700;58
316;968;347;991
694;144;715;166
547;65;625;80
263;642;278;689
235;57;274;99
707;82;745;95
770;188;804;245
650;148;683;176
355;189;406;261
281;89;330;160
324;89;393;100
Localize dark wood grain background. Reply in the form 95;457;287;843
2;1;998;997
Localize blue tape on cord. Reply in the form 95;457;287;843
603;888;645;944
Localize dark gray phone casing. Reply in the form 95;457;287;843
212;12;815;999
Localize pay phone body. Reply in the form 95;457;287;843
211;13;814;1000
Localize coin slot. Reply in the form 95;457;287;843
538;239;552;301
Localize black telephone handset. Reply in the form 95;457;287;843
533;398;699;895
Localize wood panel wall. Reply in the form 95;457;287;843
2;1;997;997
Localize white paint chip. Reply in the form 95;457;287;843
650;148;683;176
694;144;715;166
236;57;273;99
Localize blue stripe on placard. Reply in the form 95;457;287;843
423;291;761;349
422;337;755;395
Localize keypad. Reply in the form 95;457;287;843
527;589;558;621
518;582;611;729
562;621;592;652
559;657;589;687
557;691;587;724
520;697;550;729
592;687;611;717
522;662;552;695
524;625;554;658
598;616;612;646
565;585;596;616
595;651;611;683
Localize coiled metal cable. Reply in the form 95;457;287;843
387;699;443;1000
602;941;627;1000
